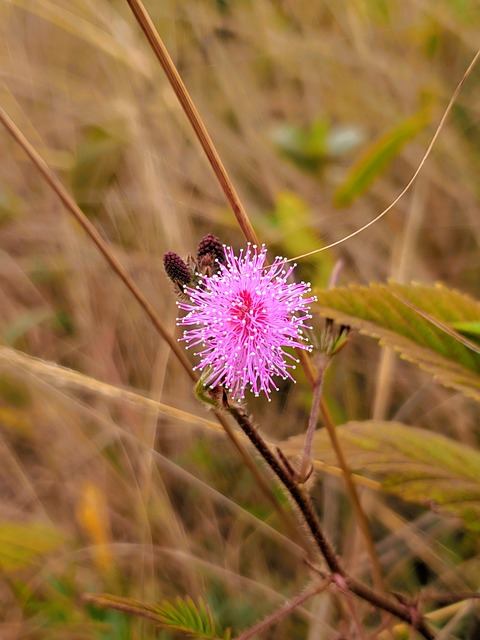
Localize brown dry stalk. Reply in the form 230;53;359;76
0;108;192;376
124;0;259;247
318;396;386;591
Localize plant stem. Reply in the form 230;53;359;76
301;346;385;590
234;581;328;640
324;407;386;591
124;0;259;247
226;404;435;640
301;331;385;592
299;357;329;481
226;403;343;575
0;108;193;379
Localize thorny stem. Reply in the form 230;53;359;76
234;581;328;640
226;402;435;640
316;319;384;591
1;4;470;637
226;403;343;575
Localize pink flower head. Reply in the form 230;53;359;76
177;244;316;401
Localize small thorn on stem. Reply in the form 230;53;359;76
331;572;350;595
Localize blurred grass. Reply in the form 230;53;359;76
1;0;479;637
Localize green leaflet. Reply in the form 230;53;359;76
271;119;330;173
84;593;229;639
452;321;480;342
283;421;480;532
334;109;431;207
315;282;480;401
271;119;364;174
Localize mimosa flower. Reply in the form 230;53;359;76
177;244;315;400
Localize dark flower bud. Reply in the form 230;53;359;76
197;234;226;267
163;252;191;287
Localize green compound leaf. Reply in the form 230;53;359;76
315;282;480;401
83;593;227;639
284;421;480;532
333;109;430;207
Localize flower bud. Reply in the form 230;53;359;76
197;234;226;274
163;252;191;287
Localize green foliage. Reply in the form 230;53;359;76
13;574;126;640
271;119;329;173
269;191;334;287
0;187;22;224
3;308;53;347
85;593;230;639
70;126;126;218
271;119;364;174
294;281;480;533
316;282;480;401
0;522;64;573
3;1;480;637
284;421;480;532
158;596;217;638
333;109;431;207
453;321;480;342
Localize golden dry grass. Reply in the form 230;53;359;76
0;1;479;638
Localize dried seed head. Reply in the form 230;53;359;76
163;252;191;287
197;234;226;274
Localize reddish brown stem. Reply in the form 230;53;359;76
234;581;328;640
226;403;435;640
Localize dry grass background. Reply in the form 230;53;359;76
0;1;479;638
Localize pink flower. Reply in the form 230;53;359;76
177;244;315;400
